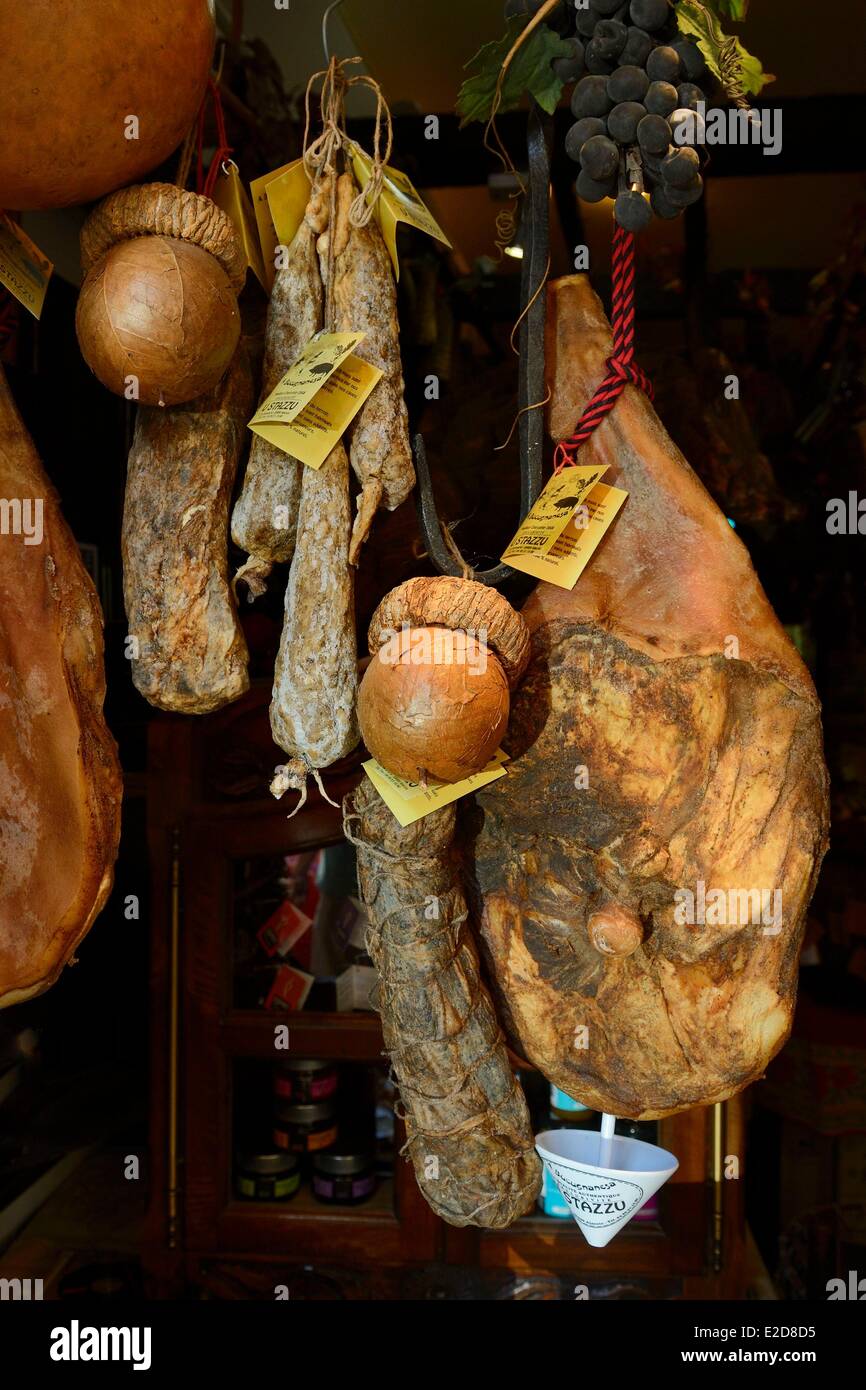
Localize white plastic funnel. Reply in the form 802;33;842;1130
535;1126;678;1248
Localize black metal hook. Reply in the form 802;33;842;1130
414;102;551;588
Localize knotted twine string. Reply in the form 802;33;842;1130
271;759;339;816
554;222;654;472
302;56;394;234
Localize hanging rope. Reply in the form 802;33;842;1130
554;223;654;471
198;77;233;199
303;57;349;183
176;74;233;195
302;56;393;231
348;75;393;227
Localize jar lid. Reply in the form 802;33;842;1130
275;1059;334;1074
237;1150;299;1176
313;1151;374;1176
274;1101;337;1123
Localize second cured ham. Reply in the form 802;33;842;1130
0;366;122;1008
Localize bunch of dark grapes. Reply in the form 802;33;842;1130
503;0;708;231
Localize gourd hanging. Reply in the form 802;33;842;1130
76;183;245;408
0;0;214;211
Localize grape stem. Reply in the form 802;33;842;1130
484;0;562;192
624;146;644;195
493;0;562;113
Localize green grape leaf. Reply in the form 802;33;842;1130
457;17;573;127
737;47;773;96
713;0;750;18
676;0;774;95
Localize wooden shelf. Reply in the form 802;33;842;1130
213;1179;424;1265
227;1178;396;1225
220;1011;384;1061
490;1209;668;1275
513;1210;663;1238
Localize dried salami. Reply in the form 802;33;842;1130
269;438;359;768
330;173;415;561
231;187;327;595
123;345;254;714
345;780;541;1227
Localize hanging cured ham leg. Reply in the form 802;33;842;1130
471;275;830;1117
0;366;122;1008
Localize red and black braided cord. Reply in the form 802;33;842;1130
554;223;653;472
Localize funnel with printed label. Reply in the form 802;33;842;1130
535;1124;678;1247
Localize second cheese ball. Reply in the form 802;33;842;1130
358;627;510;784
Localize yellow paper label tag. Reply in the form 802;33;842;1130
251;332;365;423
265;160;314;257
502;467;608;561
211;163;267;289
502;472;628;590
349;145;452;280
248;331;382;470
254;353;382;470
249;159;310;289
0;215;53;319
363;751;509;828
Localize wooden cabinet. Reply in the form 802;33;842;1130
144;683;745;1298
